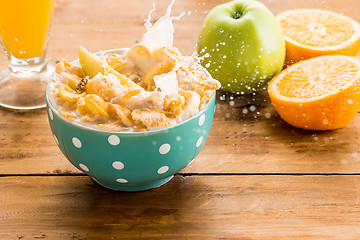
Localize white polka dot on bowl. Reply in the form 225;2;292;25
48;108;53;120
72;137;82;148
159;143;171;155
112;161;124;170
157;166;169;174
79;163;89;172
196;136;203;148
116;178;128;183
198;114;206;126
108;135;120;146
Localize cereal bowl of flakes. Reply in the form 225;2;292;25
46;46;220;191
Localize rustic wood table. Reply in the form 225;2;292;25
1;0;360;239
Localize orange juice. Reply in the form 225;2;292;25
0;0;55;59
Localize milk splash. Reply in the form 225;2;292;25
141;0;183;97
153;52;198;97
140;0;211;98
141;0;185;52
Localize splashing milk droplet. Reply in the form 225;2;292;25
141;0;183;52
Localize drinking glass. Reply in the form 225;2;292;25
0;0;55;110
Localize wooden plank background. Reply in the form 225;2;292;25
1;0;360;239
2;175;360;239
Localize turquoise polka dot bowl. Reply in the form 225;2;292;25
46;48;216;192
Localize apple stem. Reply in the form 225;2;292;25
233;11;242;19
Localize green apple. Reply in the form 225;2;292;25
197;0;285;94
79;46;104;78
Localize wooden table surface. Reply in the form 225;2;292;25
1;0;360;239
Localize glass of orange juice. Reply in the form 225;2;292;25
0;0;55;110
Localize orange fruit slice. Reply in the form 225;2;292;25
268;55;360;130
277;9;360;66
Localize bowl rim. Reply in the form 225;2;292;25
46;48;216;135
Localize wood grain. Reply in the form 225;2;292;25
1;0;360;239
1;175;360;239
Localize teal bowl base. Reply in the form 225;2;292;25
92;175;174;192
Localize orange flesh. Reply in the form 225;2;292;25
276;58;359;98
279;11;355;48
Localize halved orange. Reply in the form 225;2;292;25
268;55;360;130
277;9;360;66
